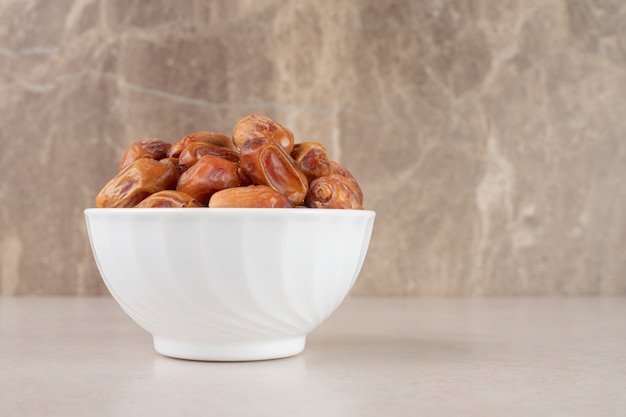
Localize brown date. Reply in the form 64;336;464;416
178;142;239;170
232;114;295;153
237;167;253;186
209;185;292;208
96;114;367;210
329;161;364;205
134;190;203;208
167;132;237;158
176;155;243;205
96;159;179;208
305;174;363;210
239;137;308;205
119;138;171;171
291;142;331;182
159;157;184;177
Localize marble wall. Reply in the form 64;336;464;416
1;0;625;295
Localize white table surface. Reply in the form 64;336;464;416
1;296;624;416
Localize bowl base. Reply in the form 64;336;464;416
153;336;306;361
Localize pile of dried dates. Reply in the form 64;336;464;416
95;114;363;209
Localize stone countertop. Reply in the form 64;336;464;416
0;297;624;416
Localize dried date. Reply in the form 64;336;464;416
232;114;295;153
96;159;178;208
239;137;308;205
176;155;243;205
209;185;292;208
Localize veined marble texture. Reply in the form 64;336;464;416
0;0;625;295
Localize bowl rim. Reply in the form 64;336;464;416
84;207;376;218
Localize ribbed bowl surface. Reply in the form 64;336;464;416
85;208;375;361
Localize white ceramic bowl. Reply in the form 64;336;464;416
84;208;375;361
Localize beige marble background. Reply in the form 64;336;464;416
1;0;625;295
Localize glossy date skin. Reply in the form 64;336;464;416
168;132;238;158
176;155;243;205
209;185;292;208
291;142;331;182
328;161;363;206
158;157;183;178
305;174;363;209
232;114;295;154
96;159;179;208
118;138;171;171
134;190;202;208
239;138;308;206
178;141;240;170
